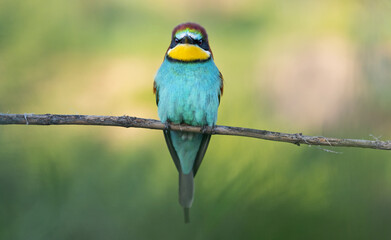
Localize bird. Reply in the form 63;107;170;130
153;22;223;223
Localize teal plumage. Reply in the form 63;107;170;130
155;59;221;128
154;22;223;223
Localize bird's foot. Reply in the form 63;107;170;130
210;125;217;135
164;121;171;131
201;125;216;135
201;125;209;134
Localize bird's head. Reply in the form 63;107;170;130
166;22;212;63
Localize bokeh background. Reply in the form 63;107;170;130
1;0;391;239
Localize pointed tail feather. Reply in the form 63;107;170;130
183;208;190;223
179;171;194;223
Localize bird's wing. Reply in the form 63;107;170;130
153;81;159;105
193;134;212;177
218;71;224;104
193;71;221;176
163;130;181;172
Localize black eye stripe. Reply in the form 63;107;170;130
169;36;210;51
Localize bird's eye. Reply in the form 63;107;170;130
174;38;180;43
198;39;203;45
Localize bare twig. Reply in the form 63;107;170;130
0;113;390;150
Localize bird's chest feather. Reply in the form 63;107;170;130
155;59;221;126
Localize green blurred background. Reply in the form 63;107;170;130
1;0;391;239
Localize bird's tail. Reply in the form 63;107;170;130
179;171;194;223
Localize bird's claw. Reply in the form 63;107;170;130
210;125;216;135
201;125;208;134
201;125;216;135
164;121;171;131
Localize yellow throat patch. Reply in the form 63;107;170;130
167;44;210;61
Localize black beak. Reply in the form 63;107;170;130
180;36;194;44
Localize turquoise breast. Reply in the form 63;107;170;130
155;58;221;127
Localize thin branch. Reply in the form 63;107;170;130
0;113;390;150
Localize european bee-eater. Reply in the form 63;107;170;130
154;22;223;223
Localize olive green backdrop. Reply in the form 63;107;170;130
1;0;391;239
